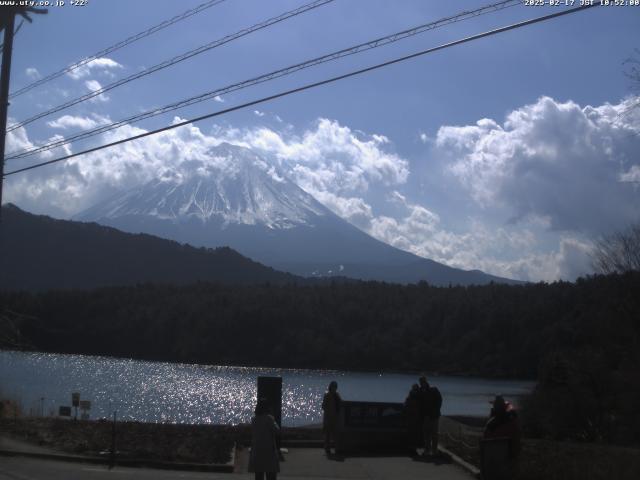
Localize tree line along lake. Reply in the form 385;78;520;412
1;351;533;425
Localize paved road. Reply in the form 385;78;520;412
0;449;473;480
0;436;60;455
0;456;226;480
274;448;474;480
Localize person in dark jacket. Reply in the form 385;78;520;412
419;376;442;456
404;384;423;455
249;398;280;480
322;381;342;454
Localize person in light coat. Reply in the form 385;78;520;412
249;398;280;480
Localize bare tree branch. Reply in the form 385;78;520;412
592;223;640;274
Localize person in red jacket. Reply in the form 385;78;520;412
482;395;521;479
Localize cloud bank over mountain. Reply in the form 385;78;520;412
441;96;640;234
4;96;639;282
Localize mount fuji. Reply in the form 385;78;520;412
76;143;518;285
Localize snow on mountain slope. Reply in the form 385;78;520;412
78;143;328;229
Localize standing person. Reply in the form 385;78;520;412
321;381;342;455
481;395;521;479
404;384;423;455
419;376;442;457
249;398;280;480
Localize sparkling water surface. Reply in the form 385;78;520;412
1;351;534;426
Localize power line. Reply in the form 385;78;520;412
8;0;228;99
3;3;597;178
7;0;335;132
7;0;521;161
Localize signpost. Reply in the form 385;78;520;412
257;376;282;427
71;392;80;420
257;376;283;454
79;399;91;420
109;410;117;470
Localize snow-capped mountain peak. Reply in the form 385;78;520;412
77;143;328;230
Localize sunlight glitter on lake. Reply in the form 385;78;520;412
1;351;533;425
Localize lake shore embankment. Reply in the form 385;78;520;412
2;416;639;480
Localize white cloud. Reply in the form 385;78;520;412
372;134;389;144
4;116;408;226
368;199;592;282
6;120;74;161
47;114;111;130
439;96;640;234
4;122;77;216
554;237;593;281
85;79;109;102
253;110;265;117
214;95;224;103
6;120;35;155
313;191;373;224
4;117;230;215
620;164;640;183
419;132;430;143
67;57;123;80
211;118;409;226
25;67;40;80
244;118;408;191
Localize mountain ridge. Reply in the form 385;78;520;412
0;203;307;291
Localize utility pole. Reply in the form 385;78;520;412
0;6;46;224
0;10;15;224
109;410;117;470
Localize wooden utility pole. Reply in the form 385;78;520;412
0;10;15;223
0;6;46;224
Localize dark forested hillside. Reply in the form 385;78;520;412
2;272;638;380
0;204;302;290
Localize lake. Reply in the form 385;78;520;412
0;351;534;426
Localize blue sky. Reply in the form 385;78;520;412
4;0;640;281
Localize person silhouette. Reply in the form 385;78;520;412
419;376;442;456
249;398;280;480
481;395;521;479
404;384;423;455
321;381;342;455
